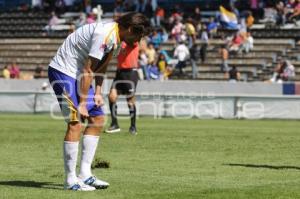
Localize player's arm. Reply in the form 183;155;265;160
91;50;114;106
78;57;96;118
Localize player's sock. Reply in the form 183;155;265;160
63;141;79;186
109;101;118;126
79;135;99;180
129;104;136;127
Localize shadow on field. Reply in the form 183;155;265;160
224;163;300;171
0;180;62;190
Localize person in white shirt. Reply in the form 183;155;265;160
243;31;254;53
173;41;190;75
48;12;151;191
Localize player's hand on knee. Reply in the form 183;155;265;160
94;94;104;107
78;103;89;121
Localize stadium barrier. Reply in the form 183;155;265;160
1;79;299;119
1;91;300;119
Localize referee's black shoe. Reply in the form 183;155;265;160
105;124;121;134
129;126;137;135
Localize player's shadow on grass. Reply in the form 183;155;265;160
0;180;62;190
224;163;300;171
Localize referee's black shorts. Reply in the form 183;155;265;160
112;68;138;95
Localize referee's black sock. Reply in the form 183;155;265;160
129;104;136;127
109;101;118;126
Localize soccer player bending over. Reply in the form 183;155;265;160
48;12;150;191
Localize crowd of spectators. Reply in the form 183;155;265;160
260;0;300;26
268;57;295;83
2;62;20;79
1;0;299;82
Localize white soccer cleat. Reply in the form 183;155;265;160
64;181;96;191
105;124;121;134
82;176;110;189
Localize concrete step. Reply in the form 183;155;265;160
0;38;64;44
0;44;59;51
0;51;56;58
161;45;287;53
164;39;295;47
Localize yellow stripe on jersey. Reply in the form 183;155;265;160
104;23;120;46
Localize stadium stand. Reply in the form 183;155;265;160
0;37;299;81
0;0;299;82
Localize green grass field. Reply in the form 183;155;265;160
0;114;300;199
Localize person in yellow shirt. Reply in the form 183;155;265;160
2;65;10;79
146;43;156;64
185;17;196;48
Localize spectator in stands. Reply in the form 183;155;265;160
168;4;183;25
174;41;190;75
2;65;10;79
139;49;149;80
147;62;160;80
185;17;197;48
46;12;59;34
146;43;156;65
283;60;296;81
287;0;297;8
286;0;297;18
34;65;44;79
9;62;20;79
144;0;155;26
157;53;172;80
171;19;184;42
200;25;209;63
157;47;178;70
229;32;243;54
220;44;230;73
158;27;169;42
246;11;255;28
155;6;165;27
189;44;199;79
206;17;218;38
84;0;92;13
288;0;300;22
275;1;286;25
227;65;241;82
270;59;295;83
240;31;254;53
192;6;202;24
149;29;162;49
249;0;260;18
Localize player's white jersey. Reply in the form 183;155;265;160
49;22;121;78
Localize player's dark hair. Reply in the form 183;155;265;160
117;12;152;36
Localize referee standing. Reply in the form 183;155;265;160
105;41;140;135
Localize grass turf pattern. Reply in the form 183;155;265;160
0;114;299;199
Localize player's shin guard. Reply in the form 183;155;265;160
79;135;99;179
109;101;118;125
63;141;79;186
128;104;136;127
